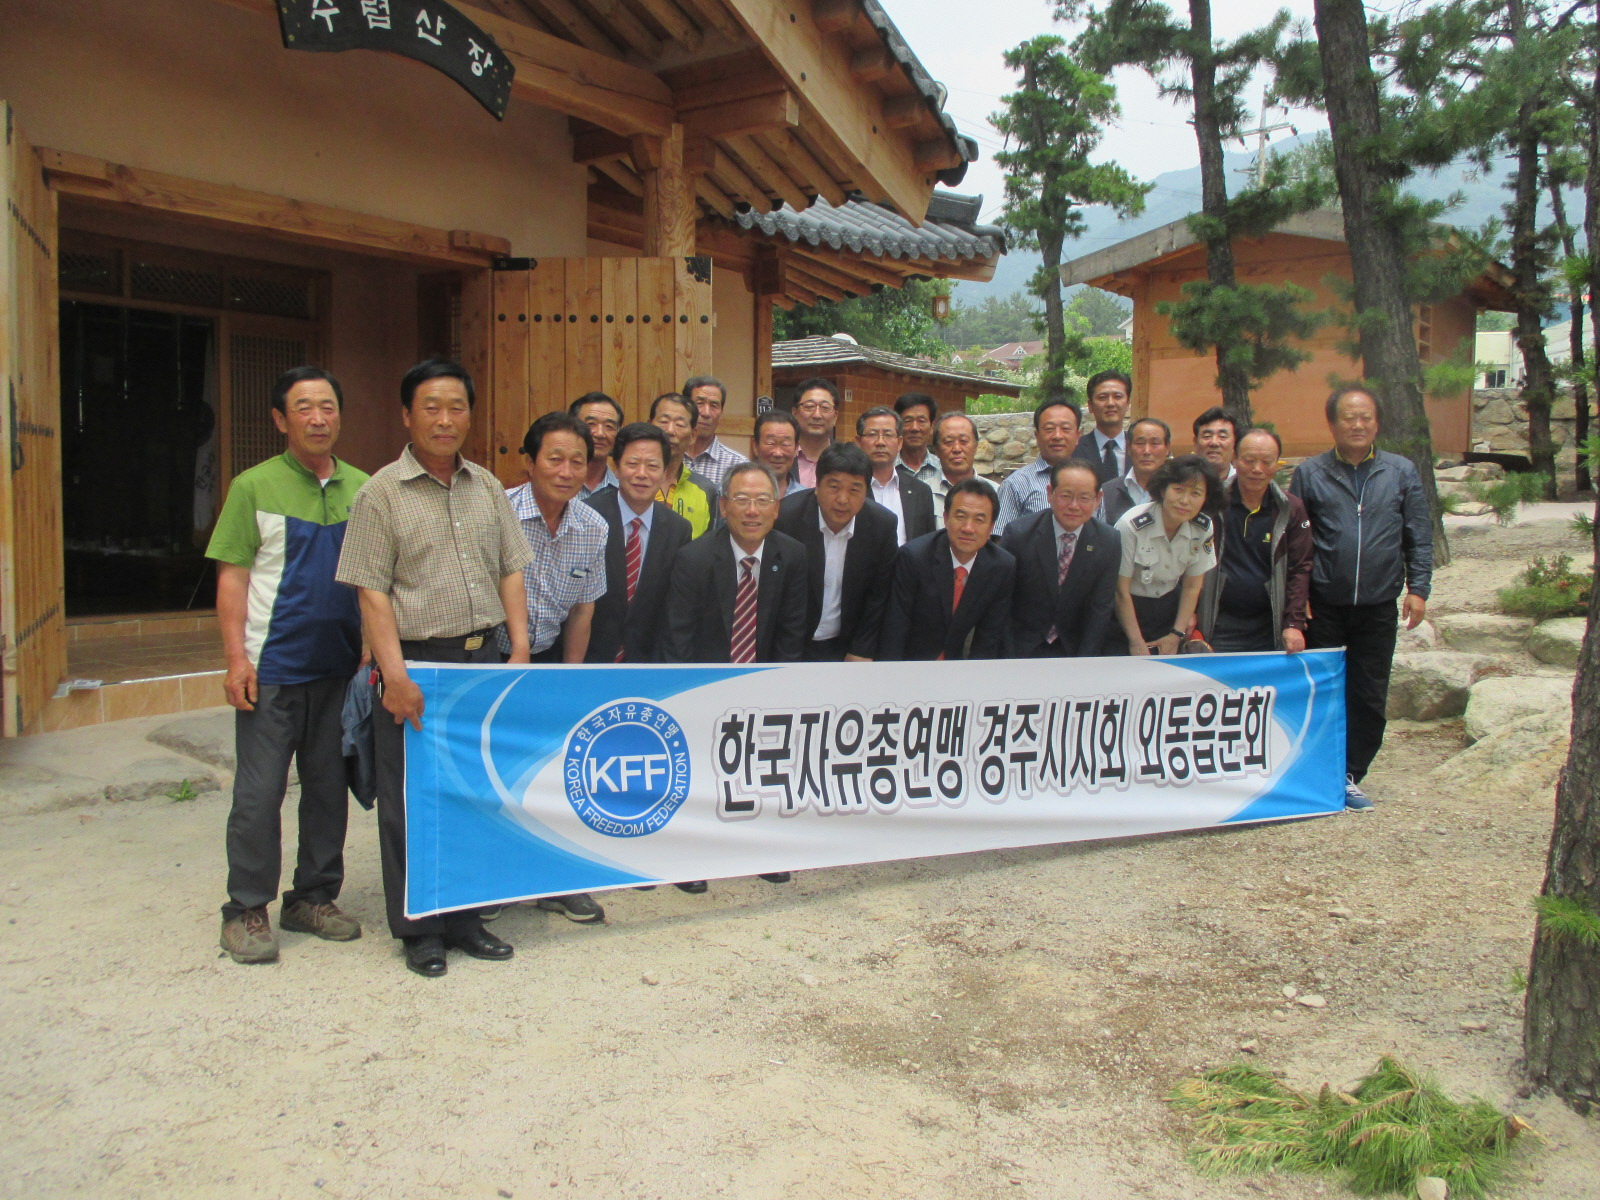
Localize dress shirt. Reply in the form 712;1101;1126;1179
812;512;855;640
994;455;1054;533
896;453;942;490
729;534;765;582
1090;430;1126;476
686;438;746;490
794;444;829;490
499;484;609;654
870;473;907;544
617;495;656;559
336;445;532;641
578;467;619;501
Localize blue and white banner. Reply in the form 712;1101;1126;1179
402;651;1346;917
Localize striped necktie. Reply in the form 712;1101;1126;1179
615;517;644;663
1048;531;1076;644
730;555;759;664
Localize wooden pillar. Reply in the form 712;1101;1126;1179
634;124;697;258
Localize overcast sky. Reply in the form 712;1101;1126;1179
877;0;1332;223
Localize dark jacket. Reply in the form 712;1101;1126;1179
999;511;1119;657
1195;480;1313;647
660;529;809;663
1288;449;1433;605
1097;474;1149;528
582;488;692;663
892;467;938;541
1071;430;1124;486
774;491;898;658
878;531;1017;661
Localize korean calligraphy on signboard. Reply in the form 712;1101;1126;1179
274;0;515;120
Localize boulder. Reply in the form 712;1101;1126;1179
1529;618;1587;669
1396;620;1441;653
1434;612;1534;656
1385;652;1496;721
1463;674;1572;743
1434;465;1473;483
1430;708;1570;798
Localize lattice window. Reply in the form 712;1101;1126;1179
230;334;311;473
228;274;313;320
59;249;120;295
131;260;225;308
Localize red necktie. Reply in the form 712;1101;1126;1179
951;564;968;614
1048;532;1076;645
615;517;644;663
730;555;758;664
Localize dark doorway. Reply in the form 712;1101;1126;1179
60;301;219;615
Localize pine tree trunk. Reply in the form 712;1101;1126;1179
1312;0;1451;565
1585;6;1600;499
1548;174;1591;494
1189;0;1253;424
1523;555;1600;1109
1509;82;1558;497
1039;230;1069;406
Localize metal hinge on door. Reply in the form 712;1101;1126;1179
9;381;22;473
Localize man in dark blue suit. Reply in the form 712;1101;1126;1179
661;462;809;666
583;423;692;663
773;443;897;662
1001;461;1118;657
878;478;1016;661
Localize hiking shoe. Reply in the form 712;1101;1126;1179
536;893;606;923
1344;777;1374;811
221;907;279;963
279;900;362;941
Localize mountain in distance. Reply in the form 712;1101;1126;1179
952;135;1558;305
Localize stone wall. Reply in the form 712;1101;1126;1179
1471;387;1582;472
970;411;1038;480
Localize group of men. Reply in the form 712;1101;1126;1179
211;359;1431;977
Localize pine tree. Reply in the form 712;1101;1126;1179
1070;0;1330;424
991;36;1148;405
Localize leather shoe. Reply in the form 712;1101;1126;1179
446;923;514;961
674;880;708;894
403;935;447;978
758;872;792;884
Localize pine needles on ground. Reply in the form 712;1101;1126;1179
1169;1056;1528;1197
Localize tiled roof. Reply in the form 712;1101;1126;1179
733;191;1005;265
771;336;1024;391
856;0;979;186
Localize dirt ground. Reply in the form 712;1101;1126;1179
2;513;1597;1200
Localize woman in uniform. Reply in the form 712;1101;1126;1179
1111;454;1221;655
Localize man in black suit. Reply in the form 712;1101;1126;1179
774;443;898;662
661;462;809;666
1001;461;1118;657
878;478;1016;661
1071;369;1131;485
583;423;692;663
854;406;936;544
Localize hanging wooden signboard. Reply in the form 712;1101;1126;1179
274;0;515;120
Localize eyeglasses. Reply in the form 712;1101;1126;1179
796;401;836;414
727;493;776;508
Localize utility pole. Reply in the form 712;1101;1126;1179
1238;86;1296;187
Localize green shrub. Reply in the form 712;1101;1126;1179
1497;553;1592;619
966;392;1031;415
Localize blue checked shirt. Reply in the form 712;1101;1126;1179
498;483;609;654
686;437;747;491
993;456;1054;534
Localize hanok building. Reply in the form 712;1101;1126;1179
0;0;1001;735
772;334;1022;438
1060;209;1515;459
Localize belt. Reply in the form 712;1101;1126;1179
403;626;499;652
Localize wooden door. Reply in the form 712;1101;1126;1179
0;104;65;736
488;256;713;484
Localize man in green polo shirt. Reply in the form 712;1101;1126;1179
206;366;370;964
